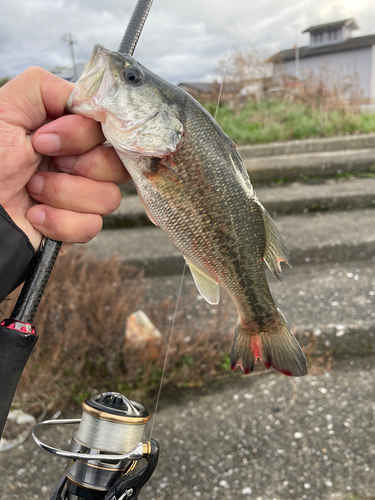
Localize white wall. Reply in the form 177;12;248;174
275;46;373;99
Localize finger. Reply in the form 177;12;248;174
59;243;74;256
32;114;106;156
0;67;73;130
27;205;103;244
26;171;121;215
54;144;131;184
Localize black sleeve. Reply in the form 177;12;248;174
0;205;35;303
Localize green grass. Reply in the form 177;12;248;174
204;100;375;145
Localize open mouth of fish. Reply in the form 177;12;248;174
67;45;158;135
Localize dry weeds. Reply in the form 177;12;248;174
1;251;145;411
1;250;332;413
279;70;360;114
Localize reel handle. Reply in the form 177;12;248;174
103;439;160;500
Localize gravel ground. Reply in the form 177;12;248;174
142;354;375;500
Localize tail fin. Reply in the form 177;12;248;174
230;309;307;377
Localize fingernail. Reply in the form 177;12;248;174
27;173;44;195
33;133;61;155
54;155;77;171
27;207;46;226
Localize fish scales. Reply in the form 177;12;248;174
159;113;273;325
68;45;307;377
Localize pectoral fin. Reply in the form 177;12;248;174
185;258;220;305
143;160;185;187
260;207;291;280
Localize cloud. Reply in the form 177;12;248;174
0;0;374;83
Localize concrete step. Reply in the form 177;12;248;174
138;258;375;357
238;133;375;158
119;138;375;196
105;178;375;229
244;148;375;183
88;208;375;277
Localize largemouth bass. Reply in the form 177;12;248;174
67;45;307;377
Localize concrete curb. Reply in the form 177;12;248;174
89;209;375;277
106;178;375;229
244;148;375;183
295;323;375;358
238;133;375;158
135;257;375;360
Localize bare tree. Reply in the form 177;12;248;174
217;45;271;83
215;45;272;106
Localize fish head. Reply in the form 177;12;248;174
67;44;184;157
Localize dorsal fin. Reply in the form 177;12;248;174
185;257;220;305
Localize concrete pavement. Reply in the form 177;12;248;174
1;355;374;500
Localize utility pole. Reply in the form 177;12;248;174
295;45;299;79
294;35;300;80
61;33;78;81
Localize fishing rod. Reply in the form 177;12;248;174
0;1;160;498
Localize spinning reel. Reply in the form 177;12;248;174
32;392;159;500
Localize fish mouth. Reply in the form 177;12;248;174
67;44;158;131
66;45;114;122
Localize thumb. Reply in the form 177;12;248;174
0;67;74;131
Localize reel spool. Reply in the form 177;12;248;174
67;392;151;492
32;392;158;500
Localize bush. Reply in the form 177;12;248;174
206;99;375;144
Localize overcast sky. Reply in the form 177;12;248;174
1;0;374;84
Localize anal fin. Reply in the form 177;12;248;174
185;257;220;305
260;206;291;280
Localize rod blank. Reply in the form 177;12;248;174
118;0;154;55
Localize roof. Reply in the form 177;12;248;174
268;33;375;63
178;82;213;92
302;18;359;33
178;82;239;93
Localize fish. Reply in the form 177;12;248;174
67;44;308;377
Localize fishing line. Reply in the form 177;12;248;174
214;7;239;120
149;262;187;440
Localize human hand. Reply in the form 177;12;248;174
0;67;130;255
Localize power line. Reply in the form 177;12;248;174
27;46;67;67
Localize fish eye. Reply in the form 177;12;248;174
124;66;142;84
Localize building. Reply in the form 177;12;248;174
178;78;273;104
268;19;375;101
